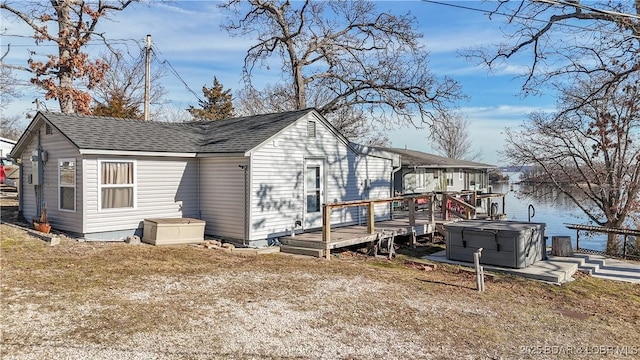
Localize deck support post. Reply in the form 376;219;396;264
429;194;435;224
367;202;375;234
441;193;449;220
408;199;416;227
323;205;331;259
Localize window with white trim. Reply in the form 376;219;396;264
58;159;76;211
99;160;135;209
446;172;453;187
459;169;463;180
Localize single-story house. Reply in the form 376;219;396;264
380;147;496;195
10;109;398;246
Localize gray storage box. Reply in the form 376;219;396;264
444;220;546;268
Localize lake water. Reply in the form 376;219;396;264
491;174;607;252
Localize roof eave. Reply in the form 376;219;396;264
78;149;198;157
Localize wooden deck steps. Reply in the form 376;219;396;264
279;245;325;257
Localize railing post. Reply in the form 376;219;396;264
408;198;416;227
367;201;375;234
323;204;331;259
441;193;449;220
623;235;627;259
430;194;435;224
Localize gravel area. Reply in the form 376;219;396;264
2;215;640;359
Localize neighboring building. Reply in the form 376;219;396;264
10;109;398;246
381;147;496;195
0;137;16;158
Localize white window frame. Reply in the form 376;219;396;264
459;169;463;180
446;172;454;187
58;158;76;212
98;159;137;211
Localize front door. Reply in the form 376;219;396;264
304;159;324;229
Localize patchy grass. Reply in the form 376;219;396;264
2;223;640;359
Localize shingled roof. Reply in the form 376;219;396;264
36;108;316;154
381;147;495;169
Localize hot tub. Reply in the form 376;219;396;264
142;218;206;245
444;220;546;268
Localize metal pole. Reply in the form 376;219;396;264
144;34;151;121
623;235;627;259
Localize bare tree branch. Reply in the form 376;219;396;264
222;0;464;141
0;0;139;113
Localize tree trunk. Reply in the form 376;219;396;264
56;0;75;113
606;232;619;256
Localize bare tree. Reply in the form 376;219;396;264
469;1;640;112
234;84;296;116
429;111;481;160
91;51;167;119
0;65;21;111
0;0;138;114
221;0;463;140
0;114;25;140
234;86;387;144
155;105;193;123
504;74;640;255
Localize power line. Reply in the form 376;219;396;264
151;44;203;104
421;0;640;40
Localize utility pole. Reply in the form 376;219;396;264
144;34;151;121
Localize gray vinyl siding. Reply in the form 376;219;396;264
199;157;248;240
249;113;392;241
18;122;83;233
356;154;392;221
19;137;37;225
83;156;198;237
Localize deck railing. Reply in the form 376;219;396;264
443;194;476;220
321;193;435;259
318;191;507;259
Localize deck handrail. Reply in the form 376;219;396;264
445;195;476;220
321;193;436;259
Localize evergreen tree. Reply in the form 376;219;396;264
92;91;142;119
187;77;234;121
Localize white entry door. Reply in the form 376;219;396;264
304;159;324;229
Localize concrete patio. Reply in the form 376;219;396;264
422;250;640;284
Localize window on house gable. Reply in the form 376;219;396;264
99;161;135;209
46;123;53;135
307;121;317;138
58;159;76;211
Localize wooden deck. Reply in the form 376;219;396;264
278;192;507;258
279;210;454;257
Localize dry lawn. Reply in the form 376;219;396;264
1;212;640;359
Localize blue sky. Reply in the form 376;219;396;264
1;1;559;165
